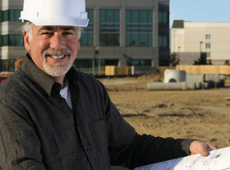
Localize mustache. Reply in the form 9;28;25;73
42;49;73;56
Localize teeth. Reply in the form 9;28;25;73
51;55;65;59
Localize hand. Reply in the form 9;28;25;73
189;140;217;157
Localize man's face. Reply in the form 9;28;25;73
24;24;80;78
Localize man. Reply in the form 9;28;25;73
0;0;216;169
15;56;25;70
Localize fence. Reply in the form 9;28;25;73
105;66;158;76
157;66;176;76
105;66;132;76
176;65;230;75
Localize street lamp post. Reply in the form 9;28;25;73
93;46;100;76
92;55;95;76
200;41;203;58
178;46;181;59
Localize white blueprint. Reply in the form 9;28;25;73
134;146;230;170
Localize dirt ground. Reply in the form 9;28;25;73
98;75;230;150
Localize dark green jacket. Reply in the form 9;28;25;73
0;54;193;170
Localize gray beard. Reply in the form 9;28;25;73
42;49;73;77
43;58;72;77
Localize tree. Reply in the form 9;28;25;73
224;60;230;65
207;59;212;65
193;53;207;65
170;52;180;66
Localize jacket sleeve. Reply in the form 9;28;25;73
103;87;194;169
0;100;46;170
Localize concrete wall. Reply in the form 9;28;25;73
78;47;159;67
177;52;202;65
2;0;23;10
1;22;24;34
171;21;230;65
171;29;184;52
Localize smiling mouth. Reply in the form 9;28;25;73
46;55;69;60
43;49;73;60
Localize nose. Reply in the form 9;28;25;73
50;33;65;50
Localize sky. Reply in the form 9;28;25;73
170;0;230;28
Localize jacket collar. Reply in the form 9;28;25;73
21;53;78;96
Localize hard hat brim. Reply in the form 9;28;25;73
19;17;89;27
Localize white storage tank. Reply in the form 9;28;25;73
164;69;186;83
186;74;204;83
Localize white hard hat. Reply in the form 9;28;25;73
19;0;89;27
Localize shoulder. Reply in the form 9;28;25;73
77;71;105;89
0;69;37;106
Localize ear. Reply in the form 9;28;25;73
77;39;80;50
24;31;31;51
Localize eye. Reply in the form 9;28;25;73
63;32;73;35
42;32;53;35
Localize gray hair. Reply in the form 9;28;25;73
20;22;83;42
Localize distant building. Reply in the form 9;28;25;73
171;20;230;65
0;0;170;74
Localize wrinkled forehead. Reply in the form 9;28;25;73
32;24;78;33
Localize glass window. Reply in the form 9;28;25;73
126;10;153;47
2;11;8;22
73;59;105;75
131;11;139;23
8;59;16;72
1;10;21;22
0;36;2;46
9;10;21;21
9;35;24;46
73;59;92;70
80;9;94;46
106;10;114;22
206;43;211;49
158;12;169;24
114;10;120;22
100;9;120;46
0;59;16;72
148;11;153;23
1;60;7;71
100;10;105;22
140;34;147;46
207;52;211;58
9;10;15;21
2;35;8;46
131;34;139;46
206;34;211;40
0;11;2;22
100;33;119;46
126;10;131;23
159;60;169;66
158;36;168;47
140;11;148;23
1;34;24;46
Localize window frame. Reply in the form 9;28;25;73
206;43;211;49
126;10;153;47
205;34;211;40
99;9;120;46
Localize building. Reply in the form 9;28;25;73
171;20;230;65
0;0;170;74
